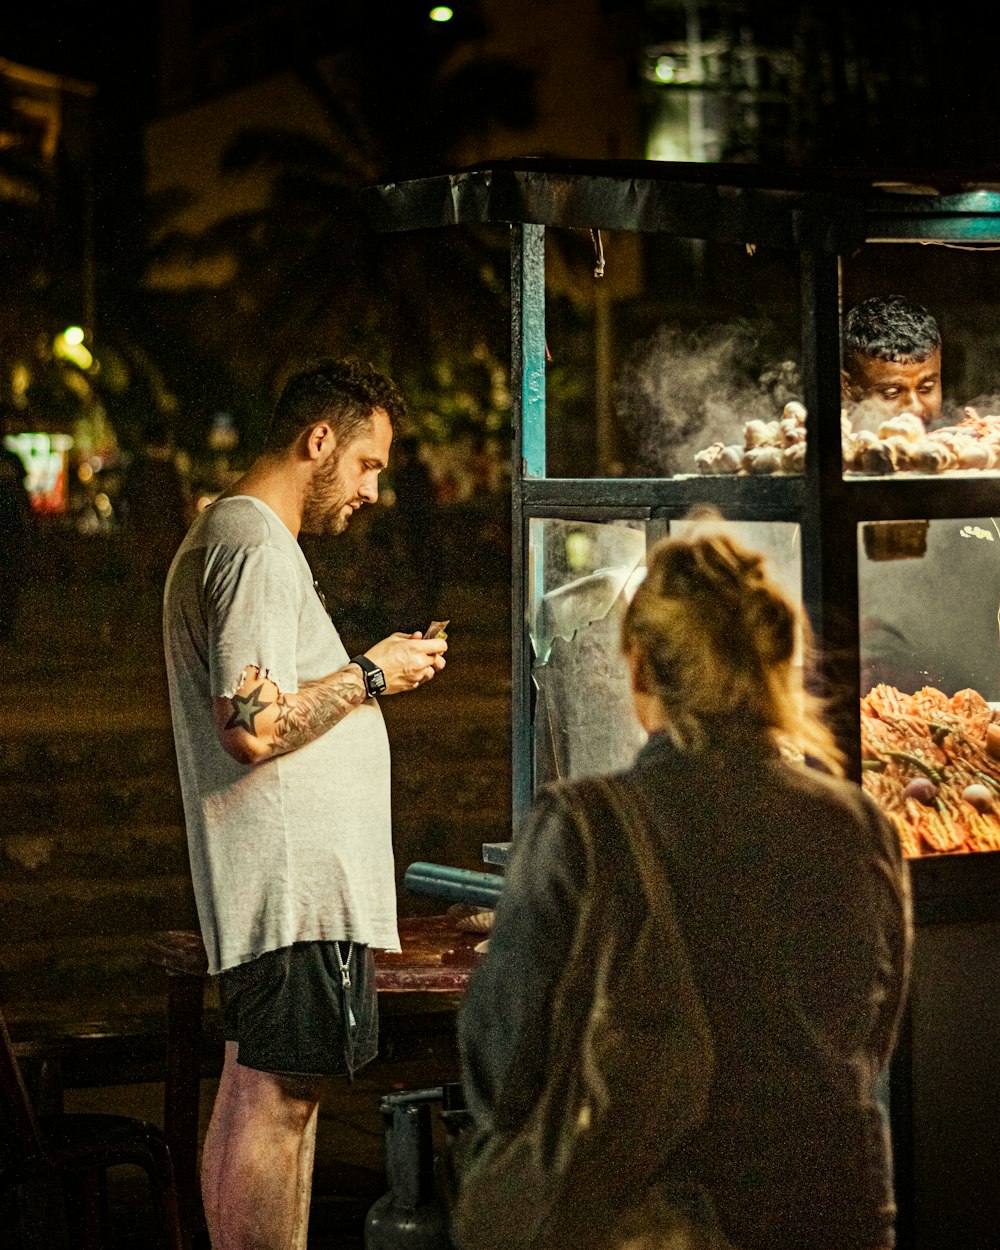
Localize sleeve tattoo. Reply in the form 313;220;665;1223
223;665;367;759
271;669;367;753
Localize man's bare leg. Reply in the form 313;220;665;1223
291;1101;319;1250
200;1041;322;1250
202;1042;240;1247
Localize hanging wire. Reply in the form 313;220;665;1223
868;239;1000;252
920;241;1000;252
591;228;606;278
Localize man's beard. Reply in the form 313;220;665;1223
301;451;350;536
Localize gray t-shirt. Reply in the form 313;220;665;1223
163;495;399;975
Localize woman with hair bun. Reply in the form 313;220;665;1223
449;519;913;1250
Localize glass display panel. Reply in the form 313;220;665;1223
841;245;1000;480
528;517;801;791
543;231;803;479
528;518;648;788
858;518;1000;857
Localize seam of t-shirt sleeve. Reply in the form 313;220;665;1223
209;541;305;698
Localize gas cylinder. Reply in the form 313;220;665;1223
364;1089;455;1250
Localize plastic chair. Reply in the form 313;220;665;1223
0;1004;186;1250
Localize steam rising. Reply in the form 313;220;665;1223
956;394;1000;420
612;320;801;475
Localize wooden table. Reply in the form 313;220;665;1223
148;915;484;1244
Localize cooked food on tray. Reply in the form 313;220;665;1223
861;683;1000;857
692;403;1000;476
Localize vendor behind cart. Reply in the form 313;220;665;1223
841;294;942;429
845;297;1000;699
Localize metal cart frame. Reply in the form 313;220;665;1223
366;159;1000;1249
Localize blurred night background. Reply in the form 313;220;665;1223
4;0;1000;569
4;0;1000;1243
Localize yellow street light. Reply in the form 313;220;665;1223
54;327;93;370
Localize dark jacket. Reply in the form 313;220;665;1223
456;731;912;1250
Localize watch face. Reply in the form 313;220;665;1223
352;655;385;697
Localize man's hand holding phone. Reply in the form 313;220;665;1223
365;624;448;694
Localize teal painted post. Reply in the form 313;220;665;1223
511;224;546;830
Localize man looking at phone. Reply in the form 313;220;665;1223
163;356;447;1250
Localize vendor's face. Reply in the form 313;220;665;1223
842;349;943;425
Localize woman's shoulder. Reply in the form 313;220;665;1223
514;774;635;869
771;757;901;857
531;773;640;832
777;755;874;811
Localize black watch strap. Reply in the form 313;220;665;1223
350;654;386;698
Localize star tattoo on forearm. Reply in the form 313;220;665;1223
225;683;272;734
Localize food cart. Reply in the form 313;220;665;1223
365;159;1000;1250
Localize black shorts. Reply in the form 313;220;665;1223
217;940;378;1078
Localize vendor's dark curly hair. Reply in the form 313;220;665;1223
842;295;940;364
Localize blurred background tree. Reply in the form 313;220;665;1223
0;75;58;410
148;0;536;462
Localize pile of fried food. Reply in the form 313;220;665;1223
861;684;1000;856
694;404;1000;476
845;407;1000;474
694;400;808;475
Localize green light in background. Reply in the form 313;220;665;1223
655;57;675;82
430;6;454;20
53;327;93;370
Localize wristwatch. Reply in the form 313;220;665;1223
350;654;386;698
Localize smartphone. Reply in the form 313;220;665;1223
424;619;450;640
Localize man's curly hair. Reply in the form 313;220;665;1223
264;356;407;452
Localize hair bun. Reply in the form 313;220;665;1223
620;524;841;772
